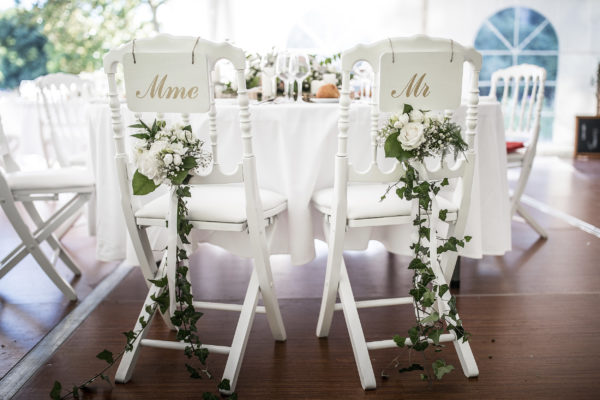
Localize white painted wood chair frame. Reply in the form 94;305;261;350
0;114;92;301
35;73;97;236
489;64;547;238
314;36;481;389
104;34;286;394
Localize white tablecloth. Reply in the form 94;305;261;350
89;99;511;265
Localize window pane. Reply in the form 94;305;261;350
523;23;559;51
475;23;510;50
543;86;555;109
517;55;558;80
479;85;490;97
539;115;554;141
480;55;513;81
489;8;516;46
517;7;546;44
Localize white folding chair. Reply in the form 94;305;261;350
489;64;547;238
104;35;287;393
311;36;481;389
35;72;96;168
0;113;94;301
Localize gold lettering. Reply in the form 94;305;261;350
390;73;431;98
135;74;200;100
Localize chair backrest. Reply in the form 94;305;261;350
489;64;546;145
35;72;95;167
103;34;261;221
0;113;20;173
337;35;481;184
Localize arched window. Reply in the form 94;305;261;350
474;7;558;141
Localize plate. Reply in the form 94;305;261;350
311;97;339;103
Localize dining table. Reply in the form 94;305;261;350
87;98;511;266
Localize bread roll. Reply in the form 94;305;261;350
316;83;340;98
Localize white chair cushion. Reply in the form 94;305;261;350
506;147;527;165
6;167;94;192
135;184;287;224
312;183;457;220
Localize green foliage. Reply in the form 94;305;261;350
383;104;471;383
31;0;153;74
50;381;62;400
0;8;48;89
132;170;158;196
95;349;114;364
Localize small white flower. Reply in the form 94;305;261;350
173;154;182;166
163;153;173;165
397;122;426;150
409;109;424;123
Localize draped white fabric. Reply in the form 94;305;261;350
88;99;510;265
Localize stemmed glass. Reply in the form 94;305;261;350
275;51;292;101
260;53;276;100
288;53;311;102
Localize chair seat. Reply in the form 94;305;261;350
135;184;287;224
507;147;527;165
7;167;94;192
312;183;457;220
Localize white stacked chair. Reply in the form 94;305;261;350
489;64;547;238
103;35;287;393
311;36;481;389
35;72;96;168
0;113;94;300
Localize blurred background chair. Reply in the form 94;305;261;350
489;64;548;238
0;113;94;300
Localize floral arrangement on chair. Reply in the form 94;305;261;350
379;104;472;381
50;121;233;399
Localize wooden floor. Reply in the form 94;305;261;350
3;157;600;399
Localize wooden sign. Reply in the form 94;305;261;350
122;52;210;113
574;116;600;158
379;52;463;112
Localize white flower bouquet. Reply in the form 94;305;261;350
130;120;212;195
378;104;467;163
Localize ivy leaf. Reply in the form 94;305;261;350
96;349;114;364
429;329;442;345
151;291;170;314
218;379;232;391
182;124;192;132
421;311;440;324
441;177;449;186
170;169;190;185
398;363;424;373
420;373;428;380
132;170;158;195
421;290;436;308
465;235;472;242
100;374;112;385
393;335;406;348
148;276;169;288
185;363;201;379
50;381;62;400
438;284;449;297
432;359;455;379
72;385;80;399
182;156;197;170
439;209;448;221
408;326;420;344
384;132;414;162
402;103;413;114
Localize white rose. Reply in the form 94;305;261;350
393;113;410;129
173;154;182;166
138;152;161;182
176;130;186;141
397;122;426;150
163;153;173;165
409;109;424;123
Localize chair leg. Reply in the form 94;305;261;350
22;201;82;276
338;260;376;390
1;200;77;300
452;332;479;378
115;274;162;383
248;226;286;342
516;202;548;238
87;188;96;236
316;217;344;338
221;269;261;395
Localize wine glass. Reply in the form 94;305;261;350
289;53;311;102
275;51;292;101
260;53;276;100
